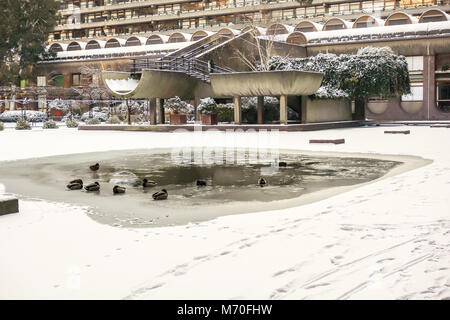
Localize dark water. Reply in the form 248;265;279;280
0;149;400;228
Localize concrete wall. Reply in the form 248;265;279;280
302;97;352;123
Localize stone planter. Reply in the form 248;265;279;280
170;114;187;125
201;114;218;125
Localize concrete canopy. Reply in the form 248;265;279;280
102;70;323;100
209;71;323;97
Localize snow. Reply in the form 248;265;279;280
104;78;139;95
0;126;449;299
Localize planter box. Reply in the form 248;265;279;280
169;114;187;125
201;114;218;125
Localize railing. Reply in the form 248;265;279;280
130;56;232;82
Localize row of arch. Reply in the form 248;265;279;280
49;9;449;52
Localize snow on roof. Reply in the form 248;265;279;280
353;15;385;28
294;21;324;32
104;78;139;96
295;20;450;44
168;32;193;42
385;12;419;26
53;42;190;59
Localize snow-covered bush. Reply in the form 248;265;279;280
198;98;217;115
43;120;58;129
269;47;410;101
15;119;31;130
0;122;4;131
86;118;101;125
81;111;108;122
0;110;47;122
66;119;79;128
165;96;194;115
106;115;121;124
48;98;71;113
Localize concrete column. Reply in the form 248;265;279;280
149;98;157;125
423;55;436;120
157;98;165;124
38;95;47;113
9;95;15;111
233;96;242;124
280;95;288;124
194;96;201;122
257;96;264;124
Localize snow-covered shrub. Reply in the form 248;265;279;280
43;120;58;129
66;119;79;128
269;47;410;101
81;111;108;122
106;115;121;124
15;119;31;130
0;122;4;131
48;98;71;113
165;96;194;115
198;98;217;115
86;118;101;125
0;110;47;122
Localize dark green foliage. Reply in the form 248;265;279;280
0;0;59;85
269;47;411;101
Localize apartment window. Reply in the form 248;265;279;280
437;82;450;112
72;73;82;87
402;82;423;101
406;56;424;72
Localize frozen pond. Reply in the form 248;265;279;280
0;148;401;228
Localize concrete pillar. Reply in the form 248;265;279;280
149;98;157;125
233;96;242;124
423;55;436;120
157;98;165;124
280;95;288;124
194;96;201;122
38;95;47;113
257;96;264;124
9;95;16;111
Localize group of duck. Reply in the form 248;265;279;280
66;161;288;200
66;163;168;200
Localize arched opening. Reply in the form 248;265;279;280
286;32;307;45
67;42;82;51
191;30;210;41
266;23;291;35
353;15;384;28
168;32;190;43
86;40;101;50
385;12;416;26
323;18;351;31
241;26;266;36
146;35;164;45
217;27;239;39
105;38;122;48
49;43;64;53
125;36;144;47
294;21;321;32
419;9;449;23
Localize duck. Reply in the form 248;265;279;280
142;178;157;188
196;179;207;186
152;189;168;200
258;177;267;187
279;161;287;167
67;181;83;190
89;163;100;171
85;182;100;192
69;179;83;185
113;185;126;194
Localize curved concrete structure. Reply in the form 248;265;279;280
209;71;323;97
102;70;199;99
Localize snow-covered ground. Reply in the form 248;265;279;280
0;125;449;300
